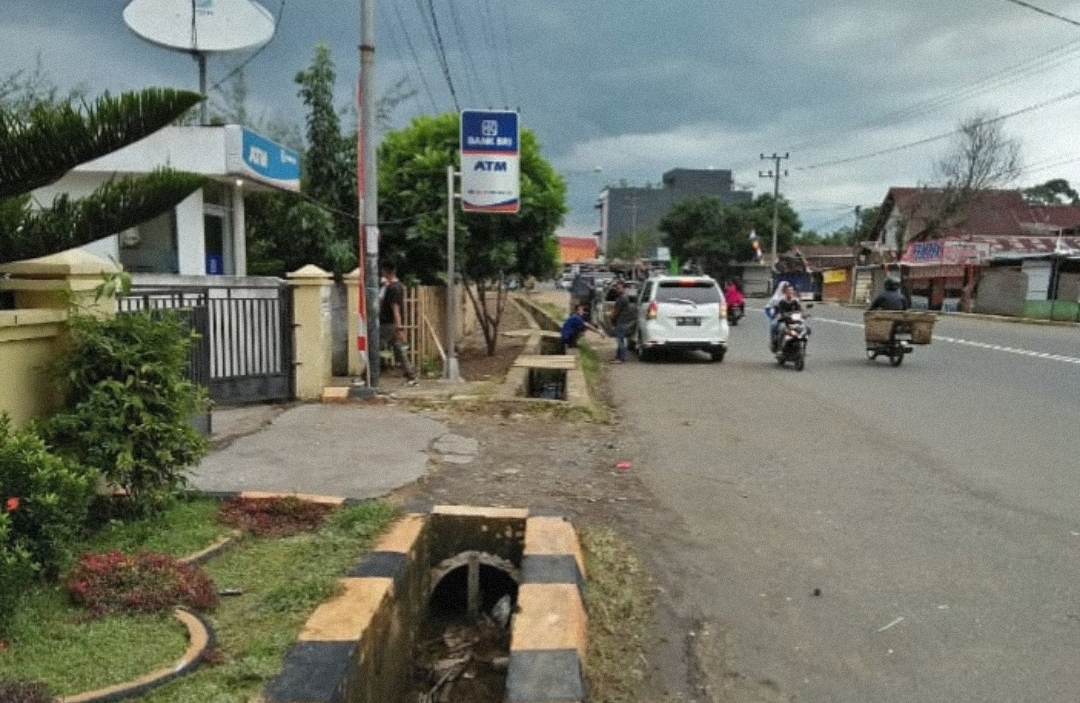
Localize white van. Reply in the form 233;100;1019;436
633;276;729;362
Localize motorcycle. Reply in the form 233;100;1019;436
772;311;811;371
727;303;745;326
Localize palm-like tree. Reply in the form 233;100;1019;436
0;89;206;264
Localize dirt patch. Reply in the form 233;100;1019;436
457;337;525;383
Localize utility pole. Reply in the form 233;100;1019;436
759;153;789;265
359;0;380;388
626;192;639;237
445;166;462;381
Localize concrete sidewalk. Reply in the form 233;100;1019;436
191;403;478;499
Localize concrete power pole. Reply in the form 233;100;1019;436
359;0;380;388
759;153;789;265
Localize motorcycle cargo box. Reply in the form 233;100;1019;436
863;310;937;345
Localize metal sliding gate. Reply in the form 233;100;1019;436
120;282;294;405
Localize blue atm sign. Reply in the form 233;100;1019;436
460;110;520;213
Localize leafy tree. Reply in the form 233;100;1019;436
608;227;661;261
1022;178;1079;205
0;89;206;264
378;112;566;354
660;194;800;271
245;190;354;276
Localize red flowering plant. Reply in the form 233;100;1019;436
218;496;334;537
65;550;217;617
0;414;97;579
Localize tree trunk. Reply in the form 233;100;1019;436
462;274;506;357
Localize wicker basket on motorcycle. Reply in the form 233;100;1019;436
863;311;937;345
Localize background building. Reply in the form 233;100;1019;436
596;168;753;254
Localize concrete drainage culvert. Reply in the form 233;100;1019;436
263;506;586;703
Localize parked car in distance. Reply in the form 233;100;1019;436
632;275;729;362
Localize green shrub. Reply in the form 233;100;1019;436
43;310;209;513
0;513;37;638
0;415;96;578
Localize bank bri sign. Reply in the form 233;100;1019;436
460;109;520;213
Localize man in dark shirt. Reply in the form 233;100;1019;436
379;264;418;386
870;278;908;311
610;280;635;363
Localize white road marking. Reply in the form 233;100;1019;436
814;317;1080;365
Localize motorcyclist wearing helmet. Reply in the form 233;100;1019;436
772;285;804;352
870;277;909;311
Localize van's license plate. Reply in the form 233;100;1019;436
676;317;701;326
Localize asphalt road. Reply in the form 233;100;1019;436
610;304;1080;702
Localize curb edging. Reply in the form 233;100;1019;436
57;608;215;703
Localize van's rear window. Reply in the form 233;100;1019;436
656;281;720;304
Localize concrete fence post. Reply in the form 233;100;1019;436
0;249;122;316
342;268;366;377
287;265;334;400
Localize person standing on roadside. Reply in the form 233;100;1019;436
379;264;418;386
610;279;634;363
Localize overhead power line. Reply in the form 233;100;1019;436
1003;0;1080;28
478;0;509;105
424;0;460;111
444;0;486;106
385;0;440;113
788;35;1080;155
208;0;286;93
799;83;1080;171
498;1;519;104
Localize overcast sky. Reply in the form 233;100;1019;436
6;0;1080;234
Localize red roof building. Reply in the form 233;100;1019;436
557;234;599;264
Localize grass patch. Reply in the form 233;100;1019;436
137;499;398;703
0;589;187;695
84;497;227;558
581;527;655;703
0;499;398;702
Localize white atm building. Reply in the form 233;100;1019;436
33;124;300;276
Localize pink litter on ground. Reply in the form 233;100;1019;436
616;461;632;472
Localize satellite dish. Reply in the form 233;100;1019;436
123;0;277;122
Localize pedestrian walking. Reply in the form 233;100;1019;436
610;280;635;363
379;264;418;386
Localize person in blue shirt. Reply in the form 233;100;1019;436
561;303;603;353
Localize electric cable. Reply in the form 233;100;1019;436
478;0;509;105
799;83;1080;171
208;0;286;93
423;0;460;111
1003;0;1080;28
444;0;486;105
382;1;440;113
497;0;519;105
788;36;1080;155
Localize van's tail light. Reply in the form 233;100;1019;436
720;302;728;319
646;301;658;320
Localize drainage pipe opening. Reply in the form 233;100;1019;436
410;553;519;702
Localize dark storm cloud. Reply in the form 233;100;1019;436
6;0;1080;232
